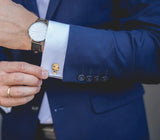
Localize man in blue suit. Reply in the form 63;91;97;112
0;0;160;139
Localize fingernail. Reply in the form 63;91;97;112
42;69;49;79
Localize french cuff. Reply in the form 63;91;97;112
41;21;70;79
0;106;12;114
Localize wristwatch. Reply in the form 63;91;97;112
28;18;48;53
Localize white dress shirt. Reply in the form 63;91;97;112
0;0;70;124
38;0;69;124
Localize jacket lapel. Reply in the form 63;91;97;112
46;0;62;20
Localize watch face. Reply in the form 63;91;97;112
29;21;48;42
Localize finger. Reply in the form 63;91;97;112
0;95;34;107
0;86;41;98
4;72;42;86
0;61;48;79
10;86;41;97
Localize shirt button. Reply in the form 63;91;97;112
86;75;93;82
77;74;85;82
94;76;100;82
31;106;39;111
101;76;109;82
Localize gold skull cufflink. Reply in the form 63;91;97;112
52;64;60;75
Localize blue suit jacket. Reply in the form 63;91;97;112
1;0;160;139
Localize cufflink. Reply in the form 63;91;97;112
52;64;60;75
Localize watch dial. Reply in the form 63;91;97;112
29;22;48;42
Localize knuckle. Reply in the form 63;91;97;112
35;68;42;77
0;71;5;83
18;62;27;72
13;74;24;83
15;88;24;97
35;79;40;86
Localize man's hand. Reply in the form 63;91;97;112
0;61;48;107
0;0;38;50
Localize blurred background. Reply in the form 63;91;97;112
144;84;160;140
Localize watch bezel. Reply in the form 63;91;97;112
28;19;48;42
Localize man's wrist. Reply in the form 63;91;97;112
24;14;38;51
28;18;48;53
26;14;38;29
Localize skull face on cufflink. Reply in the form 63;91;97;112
52;64;60;75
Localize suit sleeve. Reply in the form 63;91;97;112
62;1;160;84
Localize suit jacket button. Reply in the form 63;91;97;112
101;76;108;82
77;74;85;82
86;75;93;82
94;76;100;82
54;109;58;112
32;106;39;111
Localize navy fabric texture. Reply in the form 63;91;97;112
2;0;160;139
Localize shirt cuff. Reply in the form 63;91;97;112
41;21;70;79
0;106;12;114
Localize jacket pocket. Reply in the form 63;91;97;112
90;83;144;114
